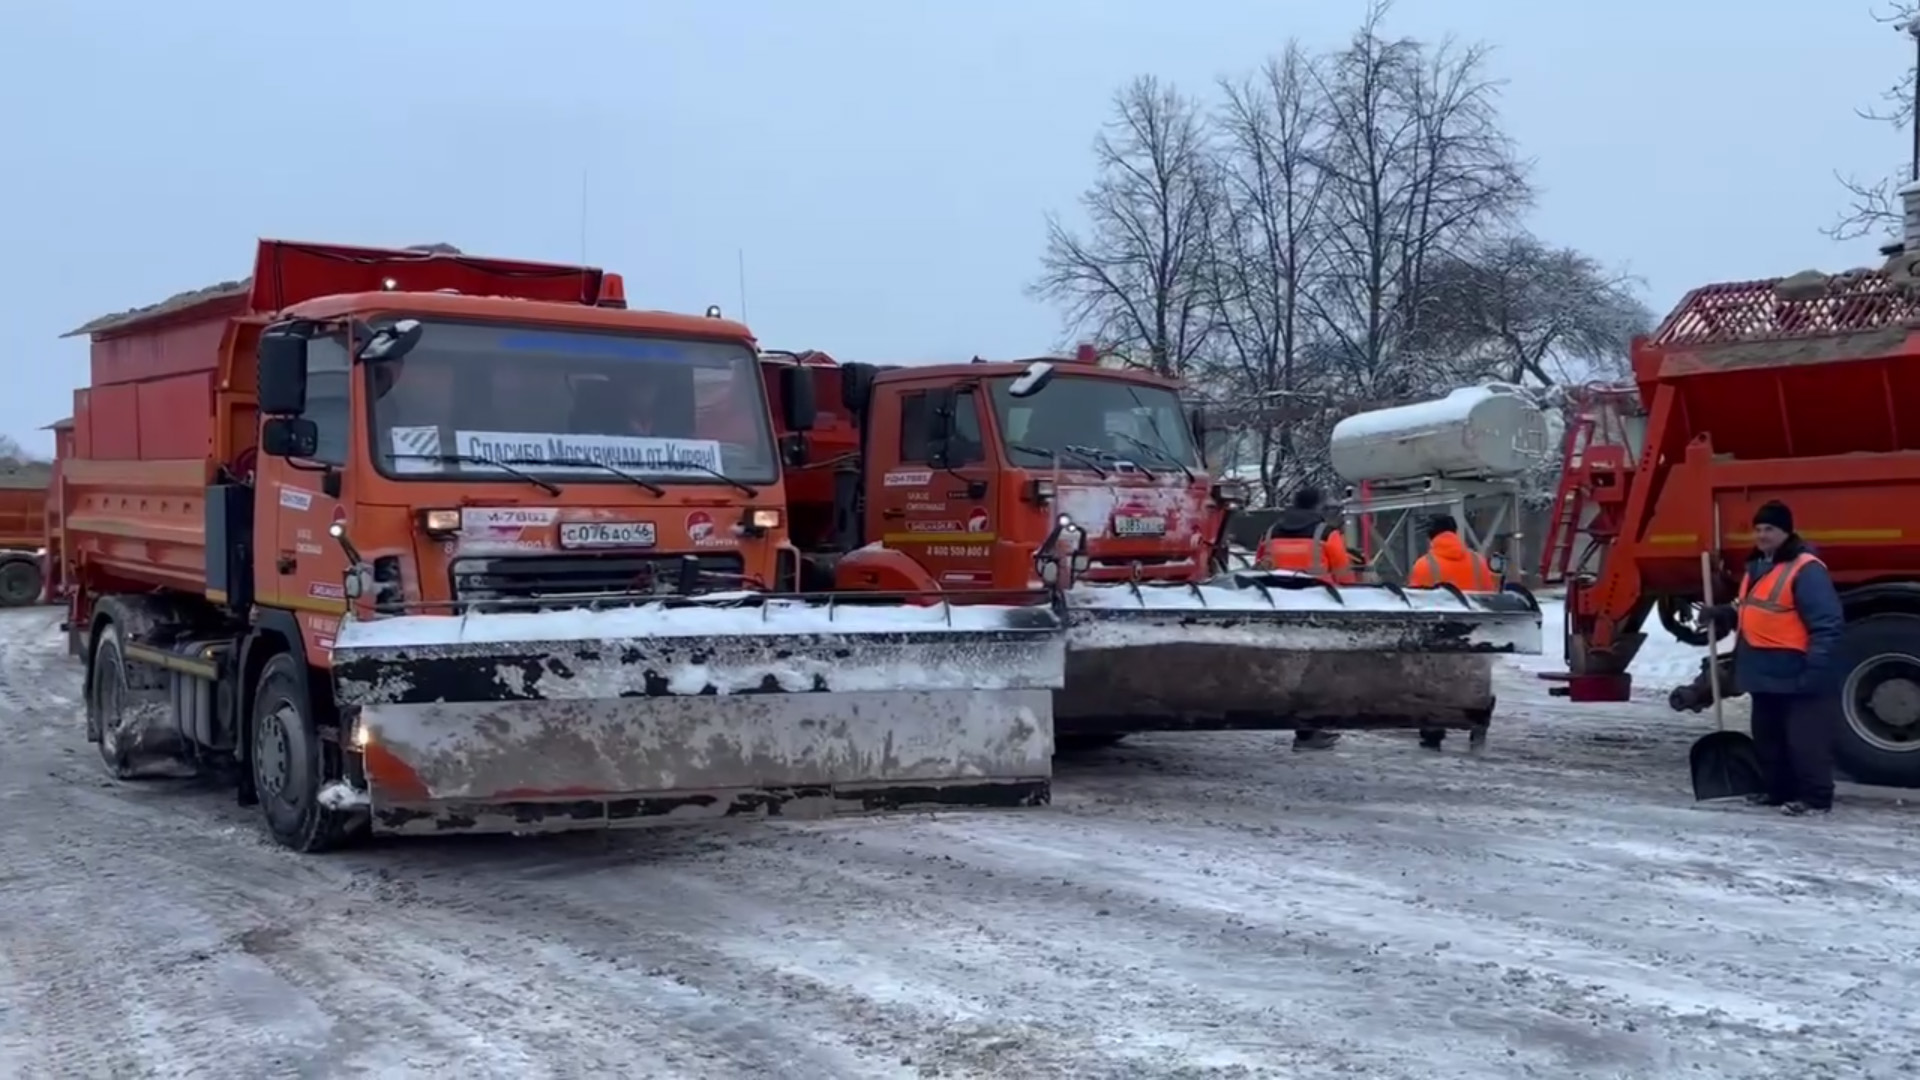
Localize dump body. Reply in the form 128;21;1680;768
1555;270;1920;787
59;240;1062;851
766;351;1542;740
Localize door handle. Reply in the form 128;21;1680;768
881;509;905;519
276;553;297;575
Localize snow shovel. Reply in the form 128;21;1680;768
1689;551;1763;801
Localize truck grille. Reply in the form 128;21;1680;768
450;553;748;610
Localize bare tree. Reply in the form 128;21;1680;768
1205;42;1337;502
1411;234;1654;386
1032;76;1218;378
1831;3;1919;242
1305;1;1531;401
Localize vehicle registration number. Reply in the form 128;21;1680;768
1112;515;1166;537
559;521;657;548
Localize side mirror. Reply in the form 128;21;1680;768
1007;360;1056;398
1188;405;1210;467
257;332;309;415
926;388;957;467
780;366;818;432
779;432;809;467
842;363;878;415
261;416;319;459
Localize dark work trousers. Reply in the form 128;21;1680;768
1749;692;1836;808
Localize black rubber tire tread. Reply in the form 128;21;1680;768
250;652;354;853
0;558;42;607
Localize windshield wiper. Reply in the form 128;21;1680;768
1112;432;1193;482
1066;442;1158;480
540;456;667;497
651;458;758;496
389;453;562;495
1009;442;1107;478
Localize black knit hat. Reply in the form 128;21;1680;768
1427;514;1458;538
1752;501;1794;534
1291;486;1323;511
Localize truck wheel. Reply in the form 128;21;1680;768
87;620;172;779
0;559;41;607
250;653;352;853
1832;613;1920;789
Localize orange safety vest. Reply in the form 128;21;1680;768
1259;524;1355;584
1409;546;1497;591
1736;553;1821;652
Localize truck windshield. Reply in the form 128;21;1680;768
366;320;778;484
988;374;1199;470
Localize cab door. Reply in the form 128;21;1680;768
868;383;997;590
256;330;353;661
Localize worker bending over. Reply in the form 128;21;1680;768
1709;501;1844;816
1258;486;1354;751
1406;515;1497;592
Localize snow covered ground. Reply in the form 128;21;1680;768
1;603;1916;1079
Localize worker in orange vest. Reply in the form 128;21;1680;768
1257;487;1356;585
1258;486;1354;751
1405;515;1498;592
1704;501;1845;815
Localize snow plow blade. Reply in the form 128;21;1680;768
327;593;1066;835
1055;572;1542;734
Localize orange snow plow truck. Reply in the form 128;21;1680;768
55;240;1065;852
759;348;1543;744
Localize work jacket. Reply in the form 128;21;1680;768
1730;538;1845;696
1257;510;1356;584
1406;531;1497;592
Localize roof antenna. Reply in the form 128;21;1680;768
737;248;749;323
579;167;590;263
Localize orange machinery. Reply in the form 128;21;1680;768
55;239;1065;852
759;347;1543;747
0;473;49;606
1545;271;1920;788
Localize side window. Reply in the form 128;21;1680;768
305;335;351;466
948;390;984;465
898;391;931;462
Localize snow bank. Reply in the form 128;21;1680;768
334;595;1053;650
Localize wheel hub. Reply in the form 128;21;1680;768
255;705;294;798
1843;653;1920;753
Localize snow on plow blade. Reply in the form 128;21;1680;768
328;594;1067;835
1056;571;1542;734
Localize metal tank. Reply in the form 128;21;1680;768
1330;384;1553;483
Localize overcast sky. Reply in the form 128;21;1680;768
0;0;1906;455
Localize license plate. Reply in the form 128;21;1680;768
559;521;657;548
1112;515;1166;537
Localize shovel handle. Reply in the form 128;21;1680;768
1700;550;1726;732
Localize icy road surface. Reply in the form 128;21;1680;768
2;605;1916;1079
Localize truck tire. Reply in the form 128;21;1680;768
249;653;353;853
0;558;41;608
1832;613;1920;789
87;619;171;779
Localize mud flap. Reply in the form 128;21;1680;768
327;595;1067;835
1055;571;1542;734
1690;730;1764;802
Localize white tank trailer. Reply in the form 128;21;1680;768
1330;384;1554;484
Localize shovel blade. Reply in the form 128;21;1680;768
1689;730;1764;802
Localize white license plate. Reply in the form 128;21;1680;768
1112;515;1166;537
559;521;658;548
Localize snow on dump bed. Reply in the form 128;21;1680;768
1068;574;1524;613
333;595;1050;650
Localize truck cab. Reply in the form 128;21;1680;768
768;348;1242;594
